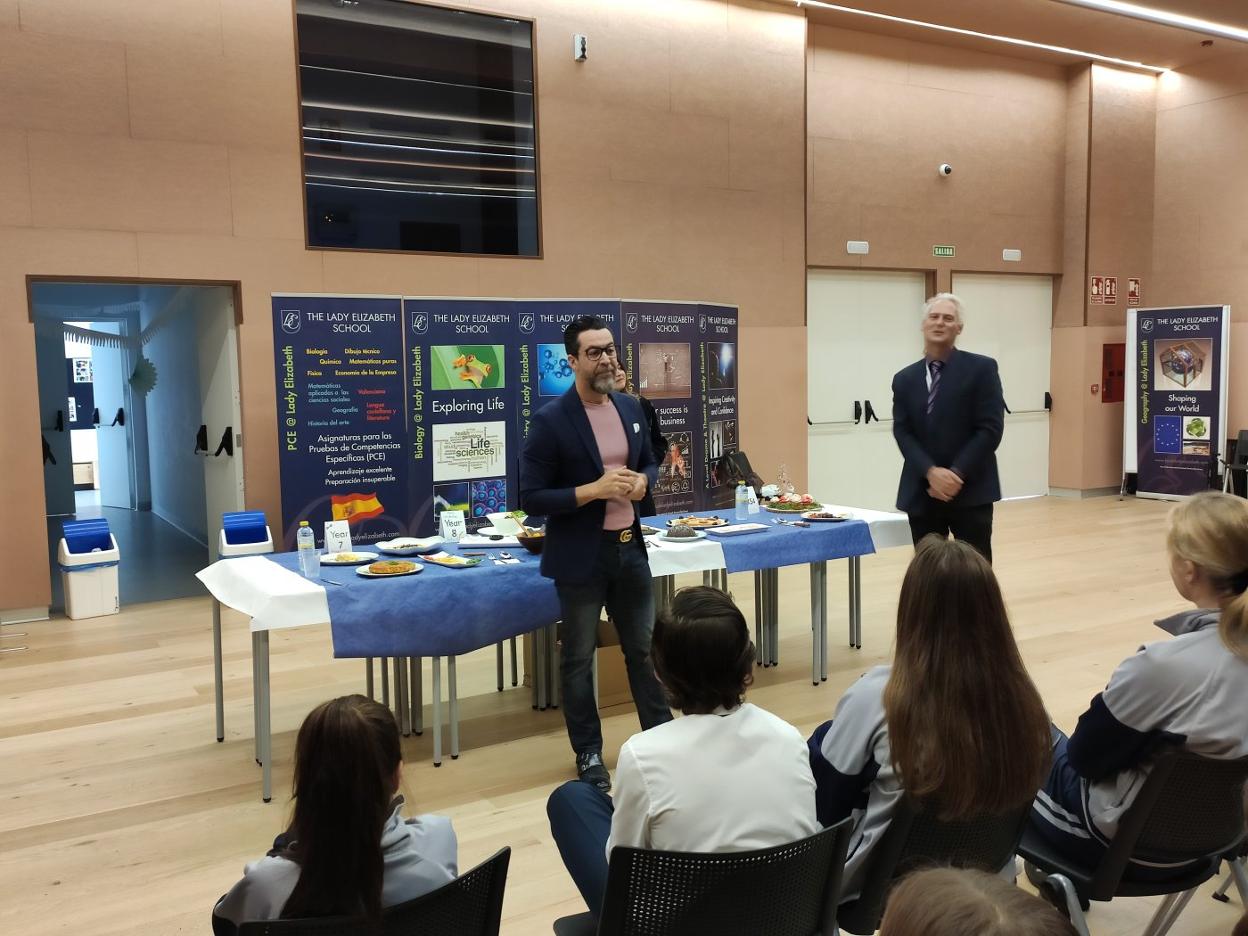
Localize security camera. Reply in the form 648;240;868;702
938;163;953;176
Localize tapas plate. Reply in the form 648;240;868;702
375;536;443;556
667;516;728;529
657;529;708;543
802;511;851;522
422;552;483;569
762;502;815;514
356;559;422;578
320;551;378;565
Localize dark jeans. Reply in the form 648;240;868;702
908;501;994;563
554;534;672;756
548;780;615;914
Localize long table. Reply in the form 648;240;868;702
199;506;905;801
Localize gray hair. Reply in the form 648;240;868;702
923;292;965;323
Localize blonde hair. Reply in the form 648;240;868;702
880;868;1076;936
1166;492;1248;660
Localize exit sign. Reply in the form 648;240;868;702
933;245;956;258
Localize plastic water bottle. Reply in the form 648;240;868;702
735;482;749;521
297;521;319;579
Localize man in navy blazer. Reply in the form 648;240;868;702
892;293;1004;562
520;316;671;792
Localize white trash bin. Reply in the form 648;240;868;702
58;531;121;620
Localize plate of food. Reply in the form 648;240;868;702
320;551;378;565
658;527;707;543
639;524;662;537
375;536;443;556
356;559;422;578
762;493;817;513
802;510;851;522
422;551;483;569
667;516;729;529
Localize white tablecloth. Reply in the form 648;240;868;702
818;504;911;550
198;556;329;632
642;535;727;577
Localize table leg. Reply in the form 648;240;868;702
213;599;224;742
753;571;763;666
820;565;829;680
510;637;518;687
535;626;547;711
495;643;504;692
396;657;409;737
850;555;863;649
256;630;272;803
449;657;460;760
769;567;780;667
365;657;374;700
410;657;423;735
380;657;390;708
810;564;820;686
432;656;443;767
251;631;261;764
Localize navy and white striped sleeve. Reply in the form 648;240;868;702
808;670;886;827
1067;647;1186;781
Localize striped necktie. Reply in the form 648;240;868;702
927;359;944;415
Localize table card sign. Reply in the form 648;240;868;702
324;520;353;553
745;486;760;514
439;510;467;542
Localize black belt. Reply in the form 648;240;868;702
603;528;634;544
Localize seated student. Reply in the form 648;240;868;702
1029;491;1248;870
808;536;1052;902
879;867;1077;935
547;586;819;915
213;695;456;930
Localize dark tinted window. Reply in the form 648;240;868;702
296;0;539;256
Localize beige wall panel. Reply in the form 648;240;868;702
0;29;128;135
318;250;479;298
1230;323;1247;434
1054;69;1089;330
1156;53;1248;111
808;25;909;83
729;113;804;194
0;227;140;280
228;149;307;242
220;0;299;59
134;233;321;288
0;130;31;227
28;133;233;235
126;46;298;151
1081;325;1126;489
18;0;224;51
1048;325;1086;489
607;107;730;189
0;311;48;608
807;199;864;268
537;100;614;183
738;323;806;492
0;0;17;28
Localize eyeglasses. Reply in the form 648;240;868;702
580;344;618;362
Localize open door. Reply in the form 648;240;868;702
91;321;135;509
35;327;75;516
197;287;245;547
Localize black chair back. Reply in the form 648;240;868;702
1087;751;1248;900
385;847;510;935
837;796;1032;935
219;847;511;936
593;819;853;936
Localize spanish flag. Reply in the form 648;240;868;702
331;492;384;524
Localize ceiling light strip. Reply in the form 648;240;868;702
304;152;536;174
306;181;536;199
305;173;534;194
300;64;533;96
795;0;1168;72
304;100;533;128
1051;0;1248;43
301;124;534;153
302;135;535;160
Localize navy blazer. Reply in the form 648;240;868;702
891;348;1004;514
519;388;659;583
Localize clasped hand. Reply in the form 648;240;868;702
926;466;963;503
595;467;647;502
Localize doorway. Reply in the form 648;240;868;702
32;282;245;611
806;269;1053;511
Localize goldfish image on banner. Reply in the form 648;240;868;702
331;492;384;524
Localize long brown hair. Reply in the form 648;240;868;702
880;868;1077;935
1166;491;1248;661
884;536;1051;820
280;695;402;920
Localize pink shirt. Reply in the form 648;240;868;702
583;398;635;530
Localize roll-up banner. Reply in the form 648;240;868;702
273;296;738;542
272;294;408;548
1123;305;1230;500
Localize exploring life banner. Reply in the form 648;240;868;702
273;296;738;541
1124;305;1230;499
272;294;408;548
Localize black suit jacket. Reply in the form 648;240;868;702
519;388;658;583
891;348;1004;514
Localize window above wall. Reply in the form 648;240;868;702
295;0;541;257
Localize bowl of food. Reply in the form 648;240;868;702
515;525;546;554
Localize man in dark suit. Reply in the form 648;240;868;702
892;293;1005;562
521;316;672;792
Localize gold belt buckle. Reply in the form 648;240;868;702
619;529;633;543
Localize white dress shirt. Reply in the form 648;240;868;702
606;702;820;858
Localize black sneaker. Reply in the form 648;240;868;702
576;751;611;793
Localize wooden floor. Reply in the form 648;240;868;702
1;496;1244;935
